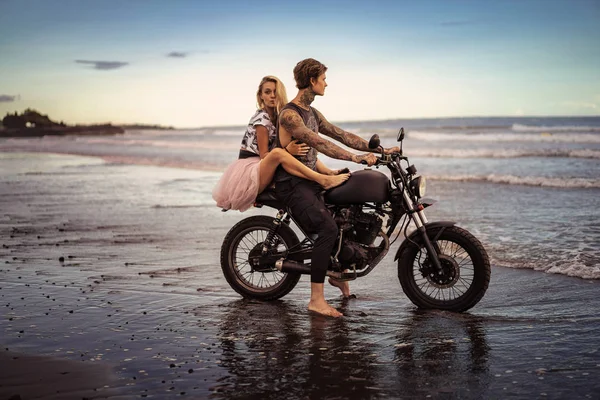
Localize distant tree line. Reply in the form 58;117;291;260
2;109;66;129
1;109;174;131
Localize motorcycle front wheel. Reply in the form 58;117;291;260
220;215;301;301
398;225;491;312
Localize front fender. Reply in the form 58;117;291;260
393;221;455;261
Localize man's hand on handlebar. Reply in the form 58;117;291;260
353;153;378;166
383;146;401;155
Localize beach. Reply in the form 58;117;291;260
1;151;599;399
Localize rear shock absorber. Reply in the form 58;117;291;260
262;209;285;255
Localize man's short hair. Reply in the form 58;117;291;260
293;58;328;89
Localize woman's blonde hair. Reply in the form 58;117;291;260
256;75;288;116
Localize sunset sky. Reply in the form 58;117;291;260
1;0;599;127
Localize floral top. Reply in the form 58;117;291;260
240;109;275;156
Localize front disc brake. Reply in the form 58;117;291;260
421;254;460;288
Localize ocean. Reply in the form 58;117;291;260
1;116;599;280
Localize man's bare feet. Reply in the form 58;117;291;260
308;299;343;318
321;173;350;190
328;277;351;297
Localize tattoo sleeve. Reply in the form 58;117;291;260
314;108;371;151
279;109;357;162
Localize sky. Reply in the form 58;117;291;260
0;0;599;127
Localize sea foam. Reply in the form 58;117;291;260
428;174;600;189
408;130;600;143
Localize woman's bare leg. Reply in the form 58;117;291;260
258;148;349;193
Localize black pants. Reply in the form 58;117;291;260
274;178;338;284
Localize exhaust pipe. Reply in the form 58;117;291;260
275;259;312;275
275;259;345;280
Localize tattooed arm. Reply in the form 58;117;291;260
313;108;371;151
279;109;376;165
314;108;401;154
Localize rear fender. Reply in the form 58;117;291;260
393;221;455;261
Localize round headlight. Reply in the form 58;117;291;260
410;176;426;198
419;176;427;198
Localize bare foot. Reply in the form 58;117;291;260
321;173;350;190
328;277;351;297
308;299;343;318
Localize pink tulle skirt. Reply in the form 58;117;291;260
212;157;261;212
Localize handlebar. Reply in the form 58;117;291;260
360;152;406;166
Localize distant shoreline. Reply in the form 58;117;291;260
0;124;125;137
2;108;176;137
0;123;176;138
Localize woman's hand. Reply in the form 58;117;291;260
286;140;310;156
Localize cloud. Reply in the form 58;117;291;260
75;60;129;70
167;50;211;58
0;94;18;102
167;51;188;58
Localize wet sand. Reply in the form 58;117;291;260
0;350;116;399
1;152;599;399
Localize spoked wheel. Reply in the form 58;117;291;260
398;225;490;312
220;216;301;300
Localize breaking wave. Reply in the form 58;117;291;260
428;174;600;189
512;123;600;132
407;130;600;143
409;148;600;159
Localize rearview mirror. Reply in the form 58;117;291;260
368;134;380;149
397;128;405;142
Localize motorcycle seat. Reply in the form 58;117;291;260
256;188;277;202
255;188;284;209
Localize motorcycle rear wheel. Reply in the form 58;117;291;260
220;215;301;300
398;225;490;312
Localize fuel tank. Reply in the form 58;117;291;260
325;169;390;204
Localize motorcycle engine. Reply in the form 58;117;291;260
335;205;383;245
333;205;384;271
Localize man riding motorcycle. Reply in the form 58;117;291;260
273;58;399;317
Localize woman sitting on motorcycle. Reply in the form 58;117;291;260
212;75;350;212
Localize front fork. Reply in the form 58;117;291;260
403;191;443;272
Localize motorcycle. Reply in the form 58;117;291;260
220;128;491;312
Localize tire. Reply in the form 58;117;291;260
220;215;301;301
398;225;490;312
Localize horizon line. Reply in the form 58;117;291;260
2;112;600;131
189;114;600;130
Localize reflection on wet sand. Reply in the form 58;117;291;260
392;311;490;398
208;300;490;399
